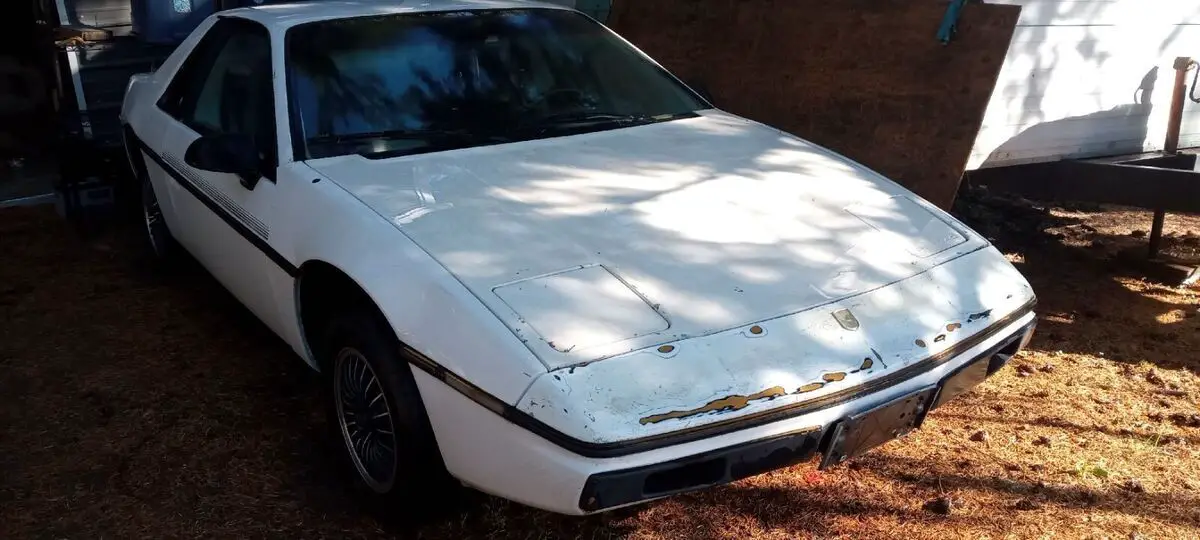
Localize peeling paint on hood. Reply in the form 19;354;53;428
517;246;1037;444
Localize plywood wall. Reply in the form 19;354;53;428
608;0;1021;209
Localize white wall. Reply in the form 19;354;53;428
969;0;1200;169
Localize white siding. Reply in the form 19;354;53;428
969;0;1200;169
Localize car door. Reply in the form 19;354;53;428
150;18;289;331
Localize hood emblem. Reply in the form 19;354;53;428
833;309;860;331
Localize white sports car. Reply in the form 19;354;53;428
120;0;1036;515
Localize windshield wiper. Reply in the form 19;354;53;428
522;111;695;134
308;128;516;159
308;128;511;145
533;112;644;126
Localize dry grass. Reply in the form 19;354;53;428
1;200;1199;539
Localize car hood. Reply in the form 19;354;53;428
308;110;988;370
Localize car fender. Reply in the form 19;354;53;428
283;163;544;405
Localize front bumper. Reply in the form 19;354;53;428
578;316;1033;511
413;311;1036;515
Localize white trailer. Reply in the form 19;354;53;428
970;0;1200;169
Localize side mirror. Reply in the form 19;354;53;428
184;133;261;190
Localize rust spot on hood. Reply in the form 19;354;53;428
639;386;787;425
947;322;962;332
859;357;874;370
822;372;847;382
796;382;825;393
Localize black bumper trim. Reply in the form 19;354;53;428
578;427;826;512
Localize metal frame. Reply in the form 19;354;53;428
967;57;1200;261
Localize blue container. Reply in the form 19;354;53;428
131;0;214;44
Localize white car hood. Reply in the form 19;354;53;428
308;110;987;369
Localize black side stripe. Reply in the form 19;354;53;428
137;138;299;276
403;299;1037;459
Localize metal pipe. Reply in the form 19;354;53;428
1151;57;1193;258
1165;57;1192;155
1149;210;1167;258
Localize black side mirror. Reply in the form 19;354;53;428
184;133;261;190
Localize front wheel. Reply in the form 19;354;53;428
333;345;400;493
322;310;455;509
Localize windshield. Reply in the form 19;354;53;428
286;9;709;159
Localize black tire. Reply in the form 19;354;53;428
141;176;176;257
321;309;456;512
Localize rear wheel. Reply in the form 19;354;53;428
321;310;455;509
128;131;178;263
141;174;177;260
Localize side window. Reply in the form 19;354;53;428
159;19;277;170
158;23;228;118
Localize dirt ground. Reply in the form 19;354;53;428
2;195;1200;539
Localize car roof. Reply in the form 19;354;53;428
227;0;571;30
